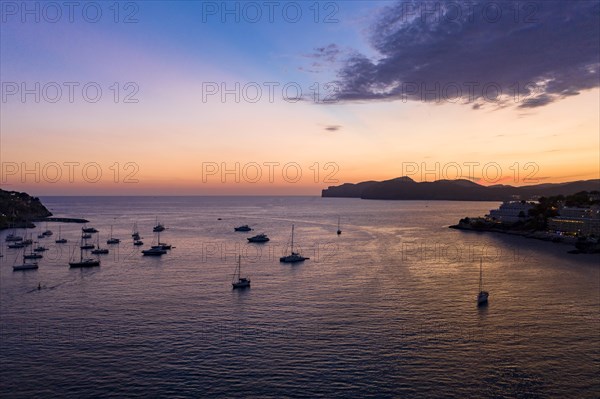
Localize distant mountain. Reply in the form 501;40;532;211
321;177;600;201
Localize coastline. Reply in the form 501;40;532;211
0;217;89;231
449;223;599;254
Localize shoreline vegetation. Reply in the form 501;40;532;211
0;189;89;230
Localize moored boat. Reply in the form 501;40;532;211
247;233;269;243
477;259;489;306
232;255;250;289
280;225;309;263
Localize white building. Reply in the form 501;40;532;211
548;205;600;236
487;201;534;223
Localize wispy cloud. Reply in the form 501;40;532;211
324;125;342;132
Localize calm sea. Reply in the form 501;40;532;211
1;196;598;398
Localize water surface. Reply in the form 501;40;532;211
1;197;598;398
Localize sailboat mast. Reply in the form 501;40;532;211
479;259;483;291
291;225;294;253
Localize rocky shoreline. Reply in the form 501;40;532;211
0;190;90;230
0;189;52;230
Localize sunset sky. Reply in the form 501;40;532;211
1;1;599;195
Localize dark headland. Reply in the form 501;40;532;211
321;177;600;201
0;189;87;230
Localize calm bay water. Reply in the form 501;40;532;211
1;196;598;398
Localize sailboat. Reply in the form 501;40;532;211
232;255;250;289
156;229;171;250
91;234;109;254
337;216;342;235
82;225;98;233
24;237;43;259
107;225;120;244
69;235;100;268
80;233;95;250
153;217;165;232
142;229;167;256
33;244;48;252
477;259;489;306
42;222;52;236
132;222;140;240
5;228;23;242
280;224;309;263
13;247;39;271
55;226;67;243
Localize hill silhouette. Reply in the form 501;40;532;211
322;177;600;200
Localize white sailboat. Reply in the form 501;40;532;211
232;255;250;289
337;216;342;235
280;224;309;263
477;258;489;306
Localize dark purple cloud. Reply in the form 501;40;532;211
322;1;600;108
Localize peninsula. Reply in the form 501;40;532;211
0;189;52;229
322;177;600;201
0;189;88;230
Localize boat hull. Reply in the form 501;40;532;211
69;260;100;268
232;279;251;289
142;248;166;256
477;291;489;306
13;264;39;271
248;237;269;243
91;249;109;255
279;255;309;263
